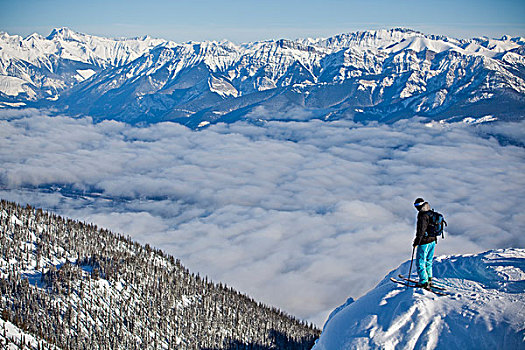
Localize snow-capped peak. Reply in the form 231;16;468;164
298;28;426;51
383;36;459;54
313;248;525;349
46;26;81;40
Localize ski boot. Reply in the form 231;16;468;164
416;281;429;289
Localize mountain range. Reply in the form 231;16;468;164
1;27;524;127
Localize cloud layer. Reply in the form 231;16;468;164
1;109;524;325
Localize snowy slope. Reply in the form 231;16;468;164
1;318;59;350
313;249;525;349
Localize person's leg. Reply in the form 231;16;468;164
425;241;436;282
416;244;429;284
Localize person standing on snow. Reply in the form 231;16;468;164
413;197;436;288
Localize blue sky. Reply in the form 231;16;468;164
1;0;524;42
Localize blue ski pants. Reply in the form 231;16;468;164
416;241;435;284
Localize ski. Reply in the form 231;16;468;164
397;274;446;291
390;277;449;296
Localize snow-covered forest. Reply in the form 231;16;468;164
0;199;320;349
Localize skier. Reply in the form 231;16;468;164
413;197;436;288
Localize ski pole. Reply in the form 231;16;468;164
407;245;416;280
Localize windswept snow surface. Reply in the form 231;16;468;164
313;248;525;349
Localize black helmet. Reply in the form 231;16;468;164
414;197;425;209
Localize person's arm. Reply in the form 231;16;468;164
413;212;429;246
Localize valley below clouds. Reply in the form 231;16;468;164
1;109;524;326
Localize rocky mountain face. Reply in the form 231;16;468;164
1;28;524;127
0;200;319;349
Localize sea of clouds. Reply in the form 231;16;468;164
1;109;524;326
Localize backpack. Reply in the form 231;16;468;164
425;210;447;238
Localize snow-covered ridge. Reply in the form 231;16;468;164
313;248;525;349
0;27;166;67
1;318;59;350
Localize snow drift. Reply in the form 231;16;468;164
313;248;525;349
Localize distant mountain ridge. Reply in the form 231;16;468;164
0;28;165;103
1;27;524;127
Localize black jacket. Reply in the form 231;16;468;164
414;203;437;246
